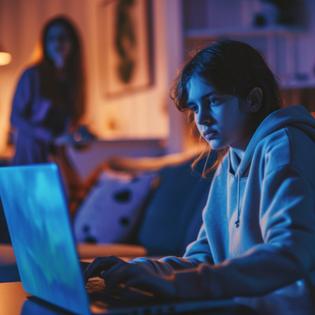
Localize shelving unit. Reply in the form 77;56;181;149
182;0;315;111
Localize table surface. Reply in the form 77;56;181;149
0;282;256;315
0;244;147;265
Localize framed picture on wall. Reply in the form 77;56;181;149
98;0;154;98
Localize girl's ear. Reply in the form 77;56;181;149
246;87;263;113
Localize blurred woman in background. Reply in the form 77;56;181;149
10;15;86;165
10;15;88;212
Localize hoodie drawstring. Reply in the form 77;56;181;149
235;174;240;228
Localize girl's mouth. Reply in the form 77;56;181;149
204;131;219;140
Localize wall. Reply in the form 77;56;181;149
0;0;186;155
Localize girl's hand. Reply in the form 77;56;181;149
85;256;176;299
102;261;176;299
84;256;127;281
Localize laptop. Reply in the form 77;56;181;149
0;163;240;315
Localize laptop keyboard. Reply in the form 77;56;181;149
85;277;158;307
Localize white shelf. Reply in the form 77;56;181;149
185;26;305;39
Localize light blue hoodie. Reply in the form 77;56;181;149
132;104;315;314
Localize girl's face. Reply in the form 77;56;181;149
46;24;72;68
186;74;251;150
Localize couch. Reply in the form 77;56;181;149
74;148;216;256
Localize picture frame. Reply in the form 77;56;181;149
98;0;154;98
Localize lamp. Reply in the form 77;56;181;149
0;44;11;66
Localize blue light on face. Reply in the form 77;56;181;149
0;164;89;315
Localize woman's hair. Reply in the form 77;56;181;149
37;15;86;124
170;39;282;177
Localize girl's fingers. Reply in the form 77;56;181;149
101;263;139;288
84;256;126;280
98;262;176;299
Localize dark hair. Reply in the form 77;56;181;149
37;15;86;125
170;39;282;177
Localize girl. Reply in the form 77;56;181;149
85;40;315;314
10;15;86;165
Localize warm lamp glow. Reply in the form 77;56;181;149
0;51;12;66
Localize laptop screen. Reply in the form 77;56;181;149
0;164;90;315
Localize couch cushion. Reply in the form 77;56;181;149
74;170;157;244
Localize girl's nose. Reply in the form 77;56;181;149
196;107;213;125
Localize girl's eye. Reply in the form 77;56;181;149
209;97;221;106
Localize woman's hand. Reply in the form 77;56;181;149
85;256;177;299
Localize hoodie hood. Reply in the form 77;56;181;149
229;104;315;178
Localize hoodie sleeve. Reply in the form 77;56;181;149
172;165;315;299
130;224;214;275
10;68;53;142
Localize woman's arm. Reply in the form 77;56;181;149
10;69;53;142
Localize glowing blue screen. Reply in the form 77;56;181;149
0;164;89;315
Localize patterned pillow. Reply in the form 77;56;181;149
74;170;157;244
